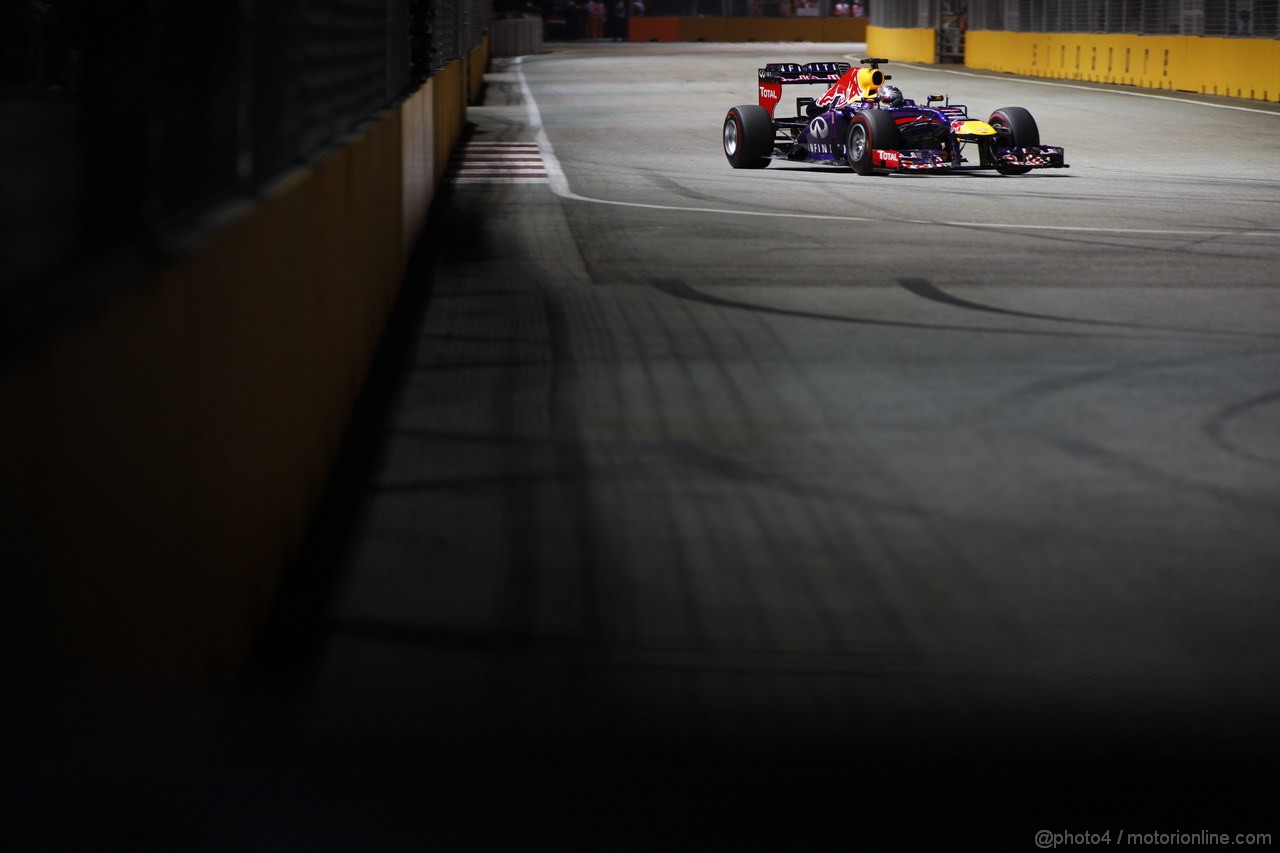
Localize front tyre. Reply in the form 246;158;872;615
724;105;773;169
845;110;901;176
988;107;1039;175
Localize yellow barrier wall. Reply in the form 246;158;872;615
402;78;437;263
434;59;468;186
866;25;937;64
0;51;477;691
631;17;867;43
966;31;1280;101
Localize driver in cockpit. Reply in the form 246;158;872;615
878;84;905;108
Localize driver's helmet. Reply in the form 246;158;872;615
879;84;904;108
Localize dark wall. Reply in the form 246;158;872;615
2;0;487;358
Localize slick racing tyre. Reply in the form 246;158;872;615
988;107;1039;175
845;110;901;176
724;105;773;169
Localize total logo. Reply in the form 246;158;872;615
759;86;780;101
808;116;829;140
879;150;901;167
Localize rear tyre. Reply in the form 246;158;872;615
988;107;1039;175
724;105;773;169
845;110;901;176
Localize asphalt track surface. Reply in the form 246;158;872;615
18;44;1280;851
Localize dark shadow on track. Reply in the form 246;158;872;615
238;185;472;701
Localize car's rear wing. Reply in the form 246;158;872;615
757;62;850;84
757;62;850;117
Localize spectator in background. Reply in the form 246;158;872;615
586;0;605;38
631;0;644;16
834;0;850;16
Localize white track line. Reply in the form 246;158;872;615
513;57;1279;239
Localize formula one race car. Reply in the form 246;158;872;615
723;57;1067;175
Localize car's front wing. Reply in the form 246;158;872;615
871;145;1068;172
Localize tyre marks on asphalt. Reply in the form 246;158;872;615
449;141;548;184
897;277;1280;340
1204;389;1280;468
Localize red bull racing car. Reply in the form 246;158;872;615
723;57;1067;175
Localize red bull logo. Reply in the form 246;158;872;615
815;65;883;109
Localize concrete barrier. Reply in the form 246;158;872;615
402;78;436;263
865;25;937;64
0;49;479;691
966;30;1280;102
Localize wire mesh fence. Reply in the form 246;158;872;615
2;0;490;317
523;0;868;17
944;0;1279;36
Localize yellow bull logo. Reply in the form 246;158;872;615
950;119;997;139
